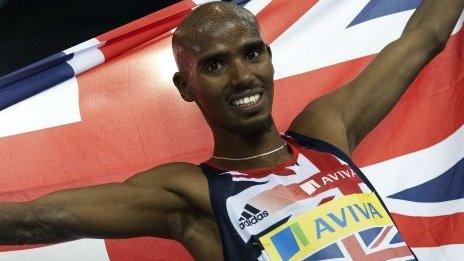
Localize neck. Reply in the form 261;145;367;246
210;123;292;170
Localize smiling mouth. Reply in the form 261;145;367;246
231;93;262;107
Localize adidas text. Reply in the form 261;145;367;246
239;211;269;230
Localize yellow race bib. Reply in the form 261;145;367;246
259;193;393;261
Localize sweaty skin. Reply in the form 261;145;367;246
0;1;463;260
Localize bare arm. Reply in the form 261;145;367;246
0;163;206;245
290;0;464;155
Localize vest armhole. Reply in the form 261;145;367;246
198;163;231;260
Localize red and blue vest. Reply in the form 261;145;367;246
200;131;416;261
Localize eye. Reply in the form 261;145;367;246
246;47;263;61
206;61;224;72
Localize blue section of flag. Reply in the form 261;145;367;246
0;52;73;89
0;63;75;110
304;243;344;260
359;227;383;246
389;157;464;202
390;232;404;244
271;227;299;260
348;0;421;27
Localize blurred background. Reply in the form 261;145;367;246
0;0;181;77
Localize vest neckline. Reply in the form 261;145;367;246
205;135;300;175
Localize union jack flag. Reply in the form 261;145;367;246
336;226;413;260
284;226;413;260
0;0;462;260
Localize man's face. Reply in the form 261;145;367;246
179;22;275;136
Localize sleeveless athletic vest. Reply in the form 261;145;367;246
200;131;416;261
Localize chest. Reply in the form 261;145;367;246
218;152;370;244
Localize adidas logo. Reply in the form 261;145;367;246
238;204;269;230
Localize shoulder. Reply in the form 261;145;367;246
288;90;352;156
285;130;353;162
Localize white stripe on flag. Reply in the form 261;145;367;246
452;11;464;35
191;0;216;5
0;239;109;261
65;38;105;75
383;197;464;217
0;77;81;138
66;48;105;75
361;123;464;197
245;0;272;15
413;244;464;261
63;38;102;55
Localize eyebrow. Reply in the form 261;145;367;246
198;49;230;66
240;39;266;51
197;39;265;65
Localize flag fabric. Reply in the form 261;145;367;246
0;0;463;260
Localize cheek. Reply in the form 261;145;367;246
258;61;275;97
256;59;274;80
195;77;225;105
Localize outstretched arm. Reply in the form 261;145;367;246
0;163;205;245
290;0;464;155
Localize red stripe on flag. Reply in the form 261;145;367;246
371;225;393;248
99;11;190;61
105;238;193;261
353;31;464;166
0;245;45;253
256;0;318;44
391;213;464;247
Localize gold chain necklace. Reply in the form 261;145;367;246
211;143;287;161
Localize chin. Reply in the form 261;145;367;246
237;114;273;137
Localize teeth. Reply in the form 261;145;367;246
233;94;261;107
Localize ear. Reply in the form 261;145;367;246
173;72;194;102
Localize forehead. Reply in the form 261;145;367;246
184;19;262;55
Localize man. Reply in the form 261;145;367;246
0;1;463;260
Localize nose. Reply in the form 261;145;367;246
230;59;254;91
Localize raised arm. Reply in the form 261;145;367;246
0;163;206;245
290;0;464;155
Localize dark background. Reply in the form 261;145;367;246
0;0;182;77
